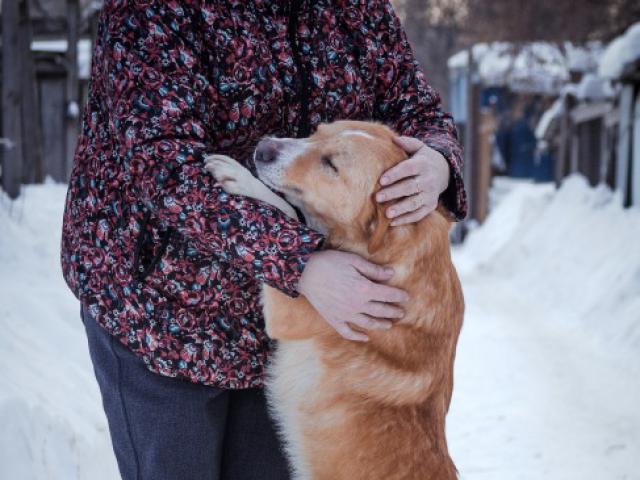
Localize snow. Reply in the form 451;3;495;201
599;22;640;79
534;74;613;143
574;73;614;101
448;42;603;95
448;176;640;479
1;177;639;479
0;183;119;480
535;97;563;140
31;39;93;80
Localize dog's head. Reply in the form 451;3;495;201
255;120;407;254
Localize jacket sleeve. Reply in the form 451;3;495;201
371;1;468;220
103;1;323;296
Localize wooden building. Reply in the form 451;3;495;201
448;41;605;233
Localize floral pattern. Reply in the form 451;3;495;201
61;0;467;389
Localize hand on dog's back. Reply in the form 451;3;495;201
297;250;409;342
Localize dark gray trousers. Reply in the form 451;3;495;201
82;306;290;480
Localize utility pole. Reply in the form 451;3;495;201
2;0;25;198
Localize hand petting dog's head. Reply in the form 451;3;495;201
255;120;407;250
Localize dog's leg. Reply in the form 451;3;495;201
204;154;299;220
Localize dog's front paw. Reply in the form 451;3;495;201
204;154;255;197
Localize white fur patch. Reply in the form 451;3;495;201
266;340;321;480
339;129;375;140
255;138;310;191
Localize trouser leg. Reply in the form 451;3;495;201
82;306;229;480
221;388;291;480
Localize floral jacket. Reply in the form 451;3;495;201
61;0;467;389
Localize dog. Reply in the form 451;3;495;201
206;120;464;480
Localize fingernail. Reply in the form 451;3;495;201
380;176;389;185
387;209;396;218
390;220;398;226
383;322;393;329
384;267;395;275
376;193;385;202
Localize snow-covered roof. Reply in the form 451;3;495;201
31;39;93;79
598;22;640;79
448;42;603;95
574;73;614;101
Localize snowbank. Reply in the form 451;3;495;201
455;175;640;369
0;183;118;480
1;178;639;479
448;42;603;95
534;97;563;140
449;176;640;479
599;22;640;79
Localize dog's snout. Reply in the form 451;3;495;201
255;139;282;164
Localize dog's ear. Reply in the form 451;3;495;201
367;194;391;255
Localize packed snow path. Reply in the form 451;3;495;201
448;273;640;479
1;177;639;479
448;177;640;479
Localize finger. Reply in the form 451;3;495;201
392;136;426;154
352;256;395;281
390;205;433;226
349;314;393;330
362;302;404;320
368;283;410;304
386;192;426;219
336;324;369;342
376;176;422;203
380;158;421;186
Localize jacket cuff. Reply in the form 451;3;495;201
421;138;467;221
258;226;325;297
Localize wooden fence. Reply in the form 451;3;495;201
0;0;83;199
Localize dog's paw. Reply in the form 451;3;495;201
204;154;256;197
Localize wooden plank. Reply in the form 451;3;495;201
576;119;601;186
463;49;476;224
65;0;81;181
570;101;612;124
555;95;571;185
632;93;640;208
20;0;43;184
475;110;496;223
1;0;24;198
616;85;634;203
40;78;67;182
599;119;610;184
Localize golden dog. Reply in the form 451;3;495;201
206;120;464;480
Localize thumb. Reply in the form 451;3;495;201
352;256;394;282
393;135;425;155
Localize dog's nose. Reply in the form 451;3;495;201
255;139;281;164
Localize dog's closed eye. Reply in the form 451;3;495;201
321;155;338;173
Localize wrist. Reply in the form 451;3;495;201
434;151;450;194
297;251;320;296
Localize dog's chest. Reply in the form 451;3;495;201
266;340;323;480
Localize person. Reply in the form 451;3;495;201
61;1;467;479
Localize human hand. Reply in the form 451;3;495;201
376;136;450;226
297;250;409;342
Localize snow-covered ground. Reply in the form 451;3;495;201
448;176;640;480
0;176;639;479
0;183;119;480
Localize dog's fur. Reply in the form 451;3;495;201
206;120;464;480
